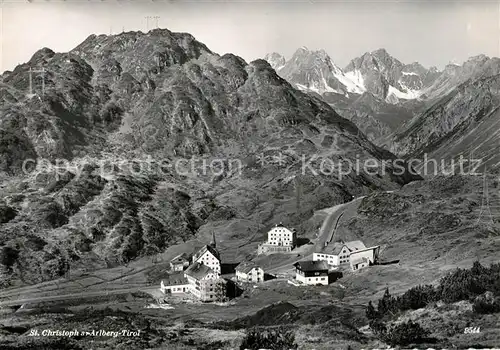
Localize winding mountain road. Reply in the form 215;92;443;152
266;196;365;274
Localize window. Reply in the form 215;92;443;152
321;278;325;281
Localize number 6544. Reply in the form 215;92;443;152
464;327;481;334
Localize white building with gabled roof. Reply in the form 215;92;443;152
235;262;264;283
313;240;372;267
184;262;225;302
191;232;221;276
257;223;297;255
349;245;380;271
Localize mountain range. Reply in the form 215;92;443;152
265;48;500;171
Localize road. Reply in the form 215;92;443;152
0;285;158;308
267;197;363;274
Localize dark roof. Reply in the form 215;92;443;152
161;272;189;286
294;260;329;272
236;261;261;274
192;244;220;262
170;253;190;264
185;262;215;280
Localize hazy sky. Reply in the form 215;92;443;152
1;0;499;73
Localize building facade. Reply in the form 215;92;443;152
313;240;368;267
184;263;226;302
192;234;221;275
170;253;190;272
349;246;380;271
294;261;329;286
160;272;190;294
235;262;264;283
257;223;297;255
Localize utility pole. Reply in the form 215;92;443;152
153;16;160;29
27;67;46;98
145;16;151;31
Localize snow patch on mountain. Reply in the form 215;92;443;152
386;85;422;104
340;70;366;94
295;74;344;95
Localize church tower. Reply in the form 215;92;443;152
210;232;216;249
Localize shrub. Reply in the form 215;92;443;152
377;288;398;316
437;261;500;303
473;292;500;314
240;326;298;350
377;320;429;347
370;262;500;320
397;284;438;311
366;300;379;320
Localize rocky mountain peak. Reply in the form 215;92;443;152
263;52;286;70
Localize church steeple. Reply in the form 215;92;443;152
210;232;216;249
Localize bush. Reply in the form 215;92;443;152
473;292;500;314
438;261;500;303
397;284;438;311
366;301;378;320
369;262;500;320
376;288;398;317
240;326;298;350
375;320;429;347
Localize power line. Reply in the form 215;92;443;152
152;16;160;29
476;172;498;235
145;15;160;31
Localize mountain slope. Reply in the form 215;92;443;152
390;73;500;172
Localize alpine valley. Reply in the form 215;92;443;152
0;28;498;349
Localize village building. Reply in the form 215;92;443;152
349;245;380;271
184;262;225;302
192;233;221;276
170;253;190;272
257;223;297;255
312;240;368;267
235;262;264;283
160;272;190;294
294;260;329;286
160;234;226;302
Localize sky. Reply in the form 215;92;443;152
1;0;499;73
